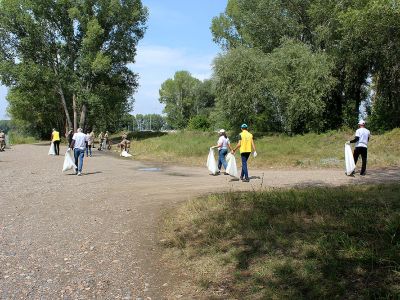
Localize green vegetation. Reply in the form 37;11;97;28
128;129;400;169
162;184;400;298
8;131;37;145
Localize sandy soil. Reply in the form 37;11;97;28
1;144;399;299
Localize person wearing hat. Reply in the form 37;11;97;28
346;120;370;176
51;128;61;155
211;129;232;174
231;124;257;182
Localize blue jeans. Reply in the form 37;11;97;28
218;149;228;170
74;148;85;173
241;152;251;180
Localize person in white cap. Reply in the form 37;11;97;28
70;128;88;176
346;120;370;176
211;129;232;174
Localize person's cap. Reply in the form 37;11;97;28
218;129;225;133
241;123;248;129
358;120;365;125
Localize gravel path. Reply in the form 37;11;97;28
1;144;399;299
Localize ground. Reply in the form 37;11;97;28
1;144;399;299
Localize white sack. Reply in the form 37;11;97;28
207;148;218;175
48;142;55;155
120;150;132;157
344;143;355;176
62;149;76;172
226;153;238;177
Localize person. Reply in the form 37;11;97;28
211;129;232;174
231;124;257;182
119;132;131;153
98;132;104;150
51;128;61;155
86;130;95;157
65;129;73;148
70;128;88;176
346;120;371;176
0;129;5;152
104;131;110;150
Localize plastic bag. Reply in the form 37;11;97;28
253;151;258;158
207;148;218;175
48;142;55;155
226;153;238;177
120;150;132;157
344;143;355;176
62;149;76;172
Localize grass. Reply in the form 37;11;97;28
161;184;400;299
8;131;37;144
121;128;400;169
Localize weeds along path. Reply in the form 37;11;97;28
1;144;399;299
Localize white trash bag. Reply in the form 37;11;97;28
207;148;218;175
344;143;355;176
120;150;132;157
226;153;238;178
62;149;76;172
48;142;55;155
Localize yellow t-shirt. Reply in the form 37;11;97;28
239;130;253;153
52;131;60;142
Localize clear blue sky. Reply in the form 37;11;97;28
0;0;227;119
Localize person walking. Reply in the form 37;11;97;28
104;131;109;150
231;124;257;182
51;128;61;155
347;120;371;176
211;129;232;174
98;132;104;150
65;129;73;148
70;128;88;176
0;129;5;152
86;130;94;157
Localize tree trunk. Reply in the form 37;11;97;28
57;86;73;131
73;93;78;132
79;103;88;131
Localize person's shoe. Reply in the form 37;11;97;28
77;172;82;176
224;172;229;175
360;173;366;176
242;178;250;182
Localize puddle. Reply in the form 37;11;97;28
138;167;162;172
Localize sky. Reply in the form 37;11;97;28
0;0;227;119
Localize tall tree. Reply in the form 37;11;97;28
0;0;147;136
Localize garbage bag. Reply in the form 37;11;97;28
226;153;238;177
120;150;132;157
344;143;355;176
48;142;55;155
207;148;218;175
62;149;76;172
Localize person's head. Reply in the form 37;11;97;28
358;120;366;128
218;129;227;138
77;128;83;133
52;128;56;132
241;123;248;131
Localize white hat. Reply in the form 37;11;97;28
218;129;225;133
358;120;365;125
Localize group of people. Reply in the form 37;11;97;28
212;120;370;182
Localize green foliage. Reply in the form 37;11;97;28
188;115;210;131
163;184;400;298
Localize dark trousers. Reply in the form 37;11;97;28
241;152;251;180
353;147;368;175
54;140;60;155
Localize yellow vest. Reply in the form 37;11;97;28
52;131;60;142
240;130;253;153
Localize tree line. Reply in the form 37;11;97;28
0;0;147;138
159;0;400;134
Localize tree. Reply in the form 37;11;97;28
0;0;148;137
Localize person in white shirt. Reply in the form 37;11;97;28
211;129;232;175
347;120;371;176
70;128;88;176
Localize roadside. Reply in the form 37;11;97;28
1;144;399;298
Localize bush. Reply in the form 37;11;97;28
187;115;211;131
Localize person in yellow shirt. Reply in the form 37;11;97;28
231;124;256;182
51;128;61;156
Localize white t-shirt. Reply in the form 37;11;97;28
217;136;230;150
72;132;88;150
355;128;370;148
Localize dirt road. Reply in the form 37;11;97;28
1;144;399;299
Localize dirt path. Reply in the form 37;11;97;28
1;144;399;299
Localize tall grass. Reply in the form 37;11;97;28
129;128;400;168
162;184;400;298
8;131;37;144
